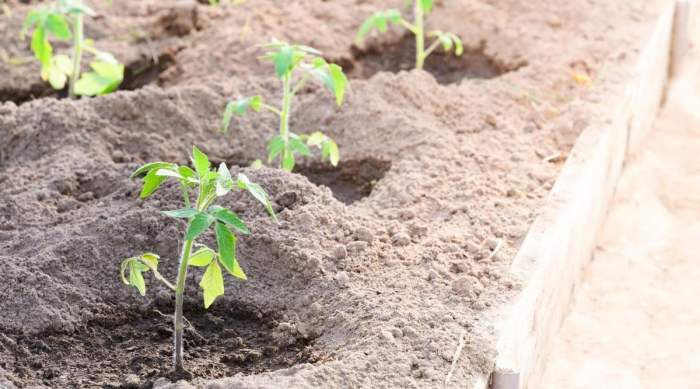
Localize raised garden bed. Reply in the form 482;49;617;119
0;0;671;388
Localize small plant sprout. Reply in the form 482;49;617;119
356;0;463;70
23;0;124;98
220;41;346;172
120;146;277;373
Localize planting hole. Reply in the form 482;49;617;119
298;158;390;205
340;35;526;85
0;302;323;387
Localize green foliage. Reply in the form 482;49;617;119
220;41;347;172
23;0;123;96
356;0;463;69
121;146;277;308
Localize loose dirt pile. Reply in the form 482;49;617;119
0;0;665;387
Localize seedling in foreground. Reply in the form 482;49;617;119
23;0;124;97
221;41;346;172
356;0;463;70
120;146;276;373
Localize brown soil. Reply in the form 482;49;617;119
0;0;665;388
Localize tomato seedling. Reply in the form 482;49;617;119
121;146;276;373
356;0;463;70
220;41;346;172
23;0;124;98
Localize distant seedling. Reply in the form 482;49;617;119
356;0;463;70
220;41;347;172
121;146;276;373
23;0;124;97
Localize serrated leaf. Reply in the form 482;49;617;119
215;222;245;279
210;206;250;234
237;174;277;221
267;135;285;163
129;261;147;296
271;45;295;78
199;260;225;308
73;61;124;96
191;146;211;178
185;212;215;241
189;247;215;267
140;168;167;198
45;13;71;40
216;163;233;197
140;253;159;269
356;10;402;41
289;136;311;157
162;208;198;218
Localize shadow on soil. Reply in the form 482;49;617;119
338;34;527;85
0;301;323;388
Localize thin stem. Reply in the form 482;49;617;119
279;72;292;169
259;103;282;117
180;185;190;208
413;0;425;70
150;268;176;291
173;238;194;373
68;13;83;98
399;18;417;34
423;37;442;59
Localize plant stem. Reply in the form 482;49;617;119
173;238;194;373
279;72;292;169
414;0;425;70
68;13;83;99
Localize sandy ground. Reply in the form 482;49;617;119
539;44;700;389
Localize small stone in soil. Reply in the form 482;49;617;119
392;232;411;246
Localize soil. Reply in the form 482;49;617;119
539;40;700;389
0;0;666;388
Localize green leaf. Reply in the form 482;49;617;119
73;61;124;96
47;55;72;89
271;45;295;78
306;131;326;147
419;0;434;13
328;64;347;106
31;27;52;73
428;31;463;56
356;10;403;42
191;146;211;178
140;253;160;269
267;135;285;163
220;101;235;134
185;212;215;241
215;222;246;279
234;95;262;115
120;258;132;285
216;163;234;197
178;166;197;180
22;9;45;38
162;208;198;218
250;159;263;169
282;151;295;172
45;13;71;40
237;173;277;221
128;261;147;296
189;247;215;267
131;162;175;178
209;206;250;235
199;260;225;308
59;1;96;16
140;168;167;198
289;136;311;157
323;139;340;166
155;168;182;179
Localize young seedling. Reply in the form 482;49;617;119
23;0;124;98
220;41;346;172
356;0;463;70
120;146;277;373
